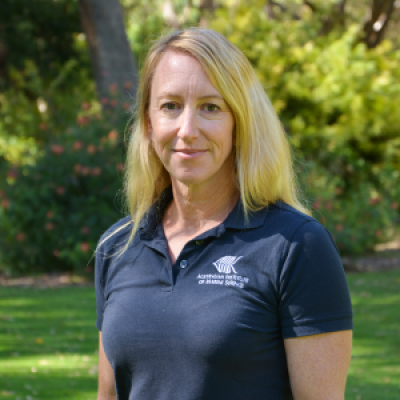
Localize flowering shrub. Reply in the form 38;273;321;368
300;162;400;255
0;101;130;275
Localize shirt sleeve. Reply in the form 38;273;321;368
95;239;108;331
278;220;353;338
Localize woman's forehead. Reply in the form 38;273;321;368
150;50;221;99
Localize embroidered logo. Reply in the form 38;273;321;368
212;256;243;274
196;256;248;288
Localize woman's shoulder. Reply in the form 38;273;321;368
266;200;334;246
97;215;133;252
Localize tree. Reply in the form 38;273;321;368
362;0;396;48
78;0;138;105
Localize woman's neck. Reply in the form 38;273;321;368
164;178;239;236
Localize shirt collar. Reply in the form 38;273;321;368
139;186;267;239
223;197;267;230
139;186;173;238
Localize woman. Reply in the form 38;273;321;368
95;28;352;400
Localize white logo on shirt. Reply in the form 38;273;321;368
196;256;248;288
212;256;243;274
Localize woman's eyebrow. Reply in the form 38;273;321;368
156;92;224;101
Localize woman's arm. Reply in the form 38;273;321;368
284;330;352;400
97;332;117;400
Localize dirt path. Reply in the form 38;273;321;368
0;273;92;288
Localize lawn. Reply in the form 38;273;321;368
0;269;399;400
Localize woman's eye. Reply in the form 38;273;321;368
162;103;179;110
203;104;220;112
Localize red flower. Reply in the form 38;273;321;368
391;202;399;210
124;81;132;90
46;210;54;219
51;144;64;154
81;102;91;110
81;226;90;234
110;99;118;108
369;197;381;205
53;249;60;257
56;187;65;195
16;232;25;242
108;130;118;140
73;141;83;150
109;83;118;95
312;200;321;210
101;97;109;105
7;170;18;179
82;167;90;175
91;167;102;176
325;201;333;211
123;102;131;111
80;242;90;252
1;199;10;209
335;224;344;232
87;145;96;154
76;115;90;126
45;222;54;230
116;163;124;172
39;123;47;130
375;230;382;238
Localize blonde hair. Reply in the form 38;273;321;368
123;27;309;244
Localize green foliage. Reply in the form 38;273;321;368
0;0;94;167
0;98;130;275
0;0;82;89
211;4;400;254
212;6;400;182
299;161;400;254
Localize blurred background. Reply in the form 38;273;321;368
0;2;400;399
0;0;399;275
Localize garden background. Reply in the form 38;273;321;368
0;0;399;399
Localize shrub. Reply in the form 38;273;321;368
300;161;400;255
0;99;130;275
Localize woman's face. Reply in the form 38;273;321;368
147;50;235;189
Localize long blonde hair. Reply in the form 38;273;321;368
123;27;309;244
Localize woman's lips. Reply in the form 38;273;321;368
173;149;207;158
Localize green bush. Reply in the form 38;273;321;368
299;162;399;255
211;4;400;254
211;6;400;187
0;98;130;275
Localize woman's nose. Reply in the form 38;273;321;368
177;107;199;141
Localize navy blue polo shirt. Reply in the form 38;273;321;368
95;187;352;400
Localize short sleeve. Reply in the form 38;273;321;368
279;220;353;338
95;239;108;331
94;215;133;331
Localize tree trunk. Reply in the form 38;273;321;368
78;0;137;106
362;0;395;48
319;0;347;35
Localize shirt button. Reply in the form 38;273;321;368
180;260;188;269
195;240;204;245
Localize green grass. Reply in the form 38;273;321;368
0;269;399;399
0;287;98;400
346;269;400;400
